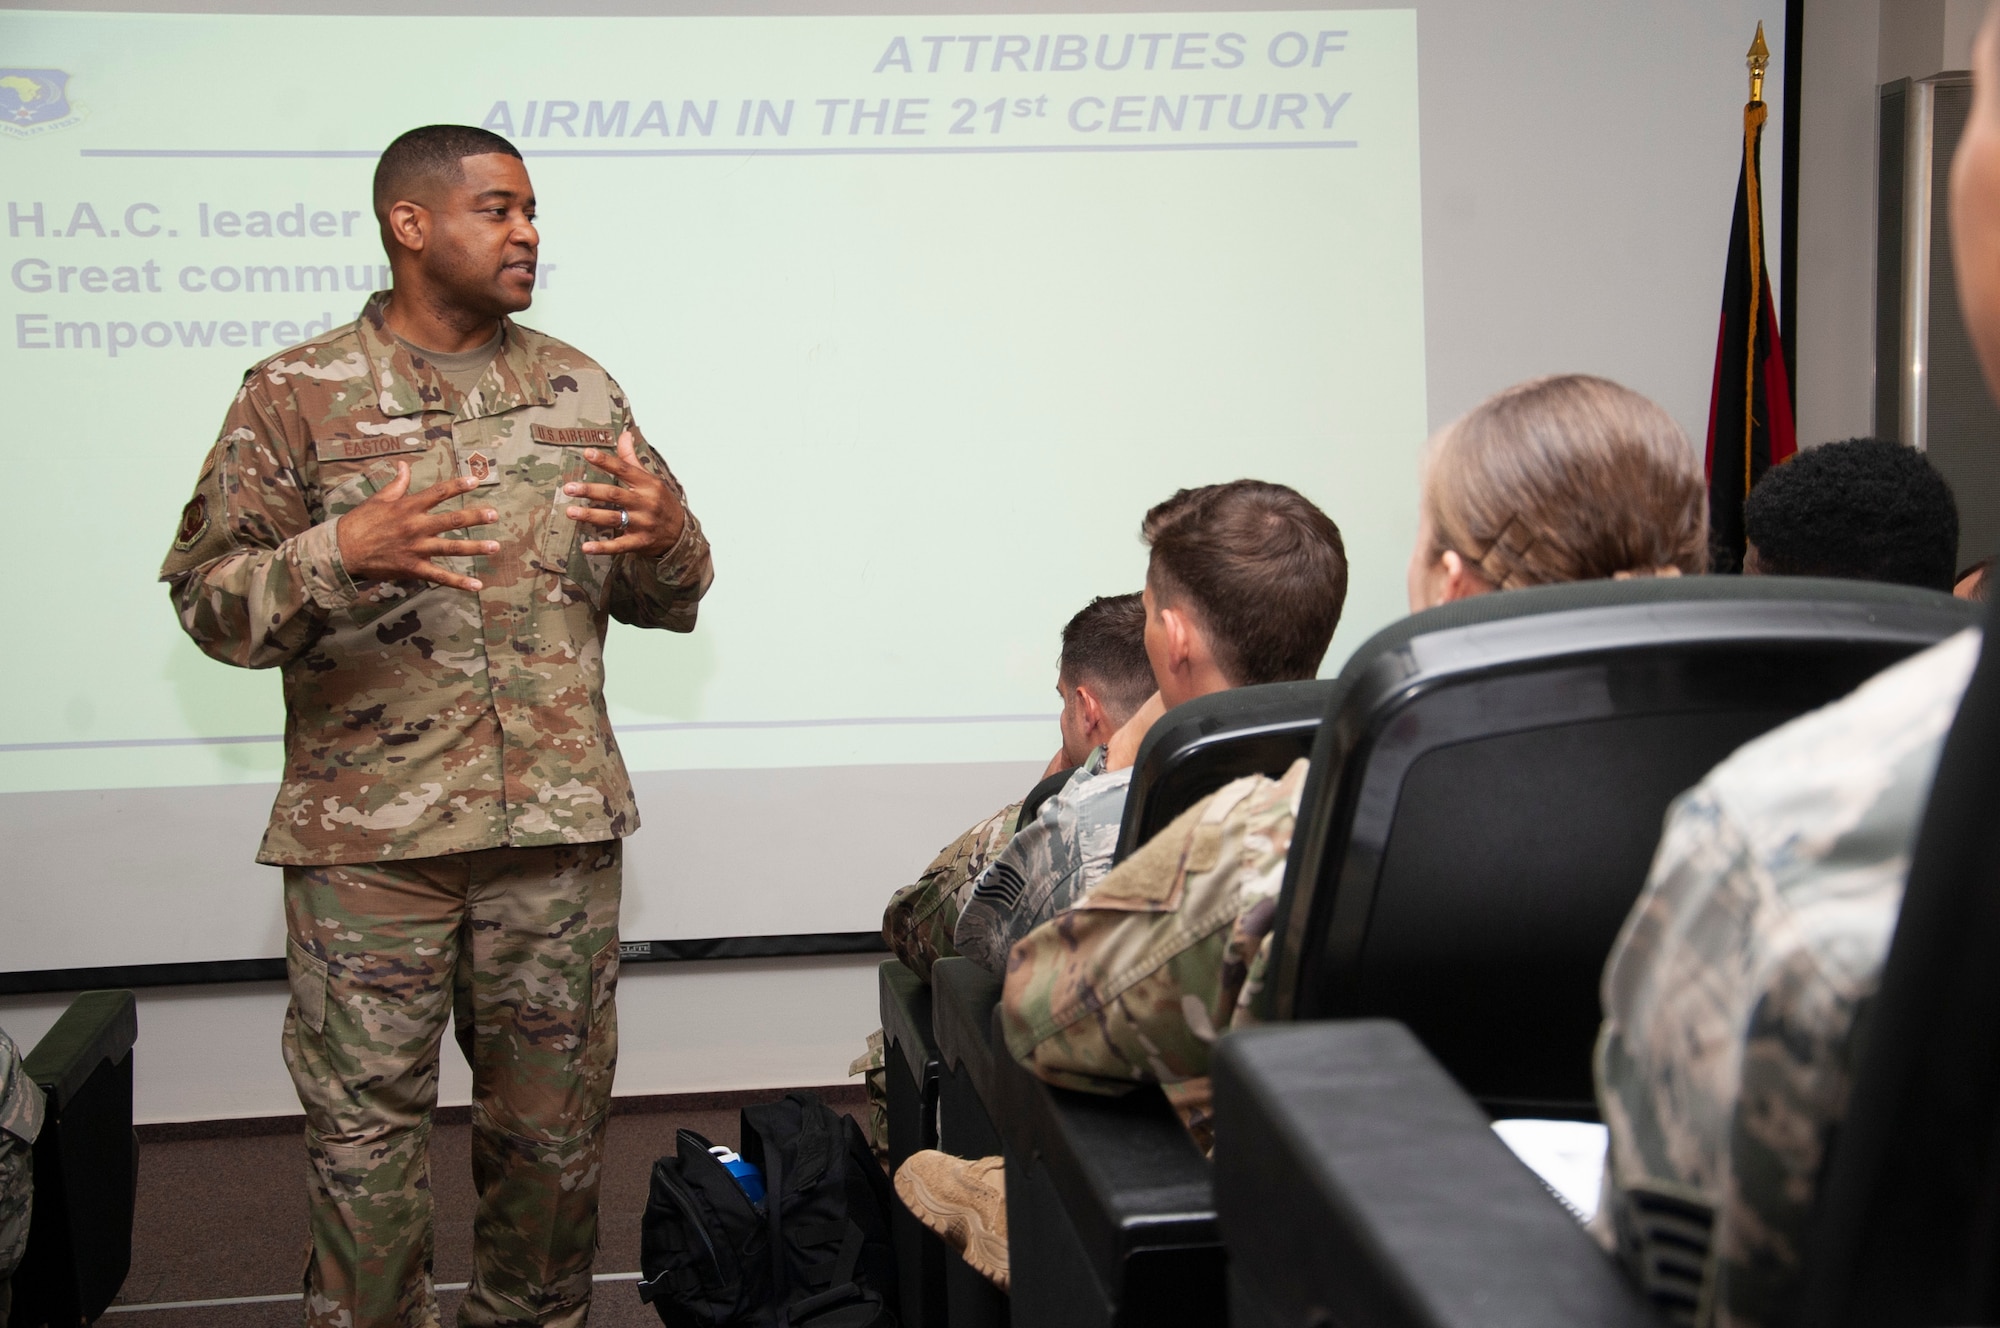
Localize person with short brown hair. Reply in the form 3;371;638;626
954;480;1347;976
1003;372;1713;1142
1141;479;1350;688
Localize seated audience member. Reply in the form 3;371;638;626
879;593;1156;983
1002;374;1705;1124
854;594;1156;1154
1741;437;1960;591
894;375;1705;1283
1957;554;1994;600
1593;30;2000;1323
951;480;1350;975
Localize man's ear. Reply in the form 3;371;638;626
386;200;429;255
1073;683;1110;744
1158;603;1196;672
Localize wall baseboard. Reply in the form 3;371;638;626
0;931;888;996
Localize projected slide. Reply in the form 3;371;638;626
0;9;1424;972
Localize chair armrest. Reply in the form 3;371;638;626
24;989;137;1112
1212;1021;1664;1328
990;1007;1222;1324
879;960;939;1090
931;958;1004;1105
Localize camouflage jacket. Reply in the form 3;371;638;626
1593;630;1980;1328
0;1029;41;1149
159;293;713;866
955;748;1133;975
883;800;1022;983
1001;759;1307;1145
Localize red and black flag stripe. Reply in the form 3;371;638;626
1705;96;1797;573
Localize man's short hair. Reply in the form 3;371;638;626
373;125;523;220
1058;593;1155;719
1743;437;1960;591
1142;480;1348;685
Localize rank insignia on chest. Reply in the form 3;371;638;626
461;451;500;487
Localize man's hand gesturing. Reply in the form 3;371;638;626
336;461;501;593
565;430;688;557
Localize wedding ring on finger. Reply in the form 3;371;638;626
618;509;630;530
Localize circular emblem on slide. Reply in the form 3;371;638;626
0;69;85;138
466;451;494;483
174;493;209;551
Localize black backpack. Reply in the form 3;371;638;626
639;1091;899;1327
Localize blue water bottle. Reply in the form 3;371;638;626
708;1145;766;1203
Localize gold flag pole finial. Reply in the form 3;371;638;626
1748;22;1771;103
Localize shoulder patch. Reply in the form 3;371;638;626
174;493;210;552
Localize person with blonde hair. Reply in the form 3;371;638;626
893;373;1705;1287
1409;373;1707;607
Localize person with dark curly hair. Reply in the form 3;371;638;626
1742;437;1961;592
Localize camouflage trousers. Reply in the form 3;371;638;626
282;842;622;1328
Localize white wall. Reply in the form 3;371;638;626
0;954;883;1123
1796;0;1884;447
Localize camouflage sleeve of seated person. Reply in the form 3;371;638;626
1000;758;1307;1099
883;800;1023;983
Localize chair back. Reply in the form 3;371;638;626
1265;577;1974;1117
14;989;138;1325
1115;678;1336;861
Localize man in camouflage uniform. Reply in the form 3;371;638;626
1593;630;1980;1325
1001;760;1307;1149
159;126;711;1328
0;1028;44;1326
856;596;1154;1147
882;800;1023;984
953;483;1347;975
954;750;1136;975
883;593;1153;981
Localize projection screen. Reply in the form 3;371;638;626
0;1;1783;981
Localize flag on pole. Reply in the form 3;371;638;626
1705;22;1797;573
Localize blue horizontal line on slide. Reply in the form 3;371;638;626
81;140;1357;159
0;713;1055;754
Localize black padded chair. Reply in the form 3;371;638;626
1263;576;1975;1118
1115;680;1336;859
10;990;139;1327
968;680;1335;1328
1002;576;1973;1326
931;957;1010;1326
876;766;1077;1325
1212;1021;1664;1328
878;960;946;1328
1211;591;2000;1328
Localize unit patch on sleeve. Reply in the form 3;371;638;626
174;493;210;551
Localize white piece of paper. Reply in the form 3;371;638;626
1491;1118;1609;1224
